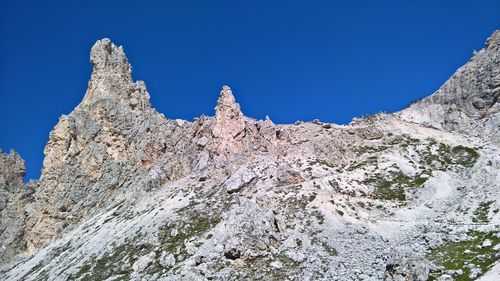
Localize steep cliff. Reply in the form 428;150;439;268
0;31;498;281
0;150;35;265
398;31;500;142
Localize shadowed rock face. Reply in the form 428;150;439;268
0;150;34;265
0;32;499;281
0;150;25;192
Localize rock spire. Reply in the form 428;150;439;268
89;38;132;82
24;38;163;252
81;38;150;108
211;86;247;153
213;86;245;136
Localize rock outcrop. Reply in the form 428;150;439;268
0;31;499;281
24;39;198;253
0;150;34;266
212;86;246;146
398;31;500;142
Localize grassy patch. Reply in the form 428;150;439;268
283;194;315;213
312;237;337;257
156;190;231;265
308;193;317;202
311;210;325;225
322;242;338;256
472;201;494;223
158;204;221;263
328;180;339;190
428;230;500;281
451;146;480;168
363;170;428;201
346;156;378;172
310;159;336;168
389;136;420;148
354;146;388;156
68;237;152;281
421;142;479;170
244;253;302;280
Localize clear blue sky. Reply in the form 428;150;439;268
1;0;499;180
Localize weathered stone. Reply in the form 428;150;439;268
277;165;303;185
132;252;156;272
1;31;499;281
225;167;256;194
384;251;431;281
159;252;176;268
398;30;500;141
0;150;34;266
358;126;384;140
211;85;247;155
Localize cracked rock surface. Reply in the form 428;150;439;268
1;31;499;281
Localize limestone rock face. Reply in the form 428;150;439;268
398;30;500;141
23;39;198;253
0;150;34;266
211;85;247;155
1;32;499;281
0;150;25;194
224;167;256;194
90;38;132;81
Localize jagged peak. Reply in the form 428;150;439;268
215;85;243;119
0;149;26;188
81;39;151;108
90;38;132;81
212;85;246;142
0;149;24;165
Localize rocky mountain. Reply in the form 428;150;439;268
0;32;499;281
398;31;500;141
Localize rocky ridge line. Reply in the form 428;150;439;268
0;31;499;281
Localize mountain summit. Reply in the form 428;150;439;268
212;85;247;155
1;32;499;281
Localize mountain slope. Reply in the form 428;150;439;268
398;30;500;142
0;32;499;281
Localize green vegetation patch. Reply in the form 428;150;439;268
328;180;340;190
428;230;500;281
68;237;152;281
311;210;325;225
421;141;479;170
155;187;230;274
472;201;494;223
346;156;379;172
312;237;338;257
158;201;221;263
363;170;428;201
309;159;336;168
283;193;318;212
389;136;420;148
354;145;388;156
451;146;480;168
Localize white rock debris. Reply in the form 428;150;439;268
0;31;499;281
